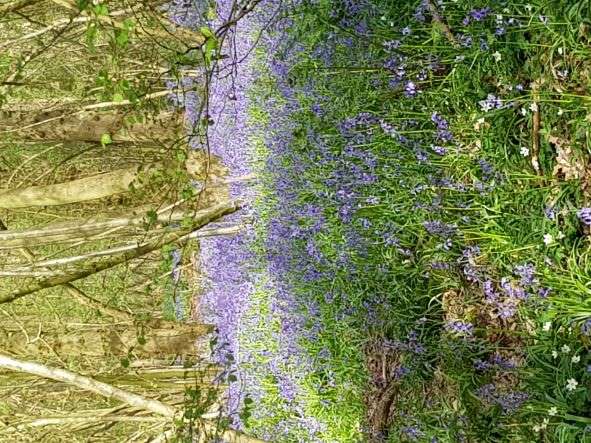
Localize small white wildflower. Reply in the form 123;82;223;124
543;234;554;246
520;146;530;156
572;355;580;363
521;107;528;116
530;102;539;112
552;350;558;359
561;344;571;353
557;108;564;116
532;424;542;432
548;406;558;416
542;418;549;428
493;51;502;62
543;321;552;332
566;378;578;391
557;231;565;240
381;15;387;21
525;4;533;12
558;47;564;55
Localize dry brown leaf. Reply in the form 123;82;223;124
549;135;585;180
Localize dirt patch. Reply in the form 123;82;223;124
363;338;403;442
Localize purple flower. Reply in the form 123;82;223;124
402;426;423;440
423;220;457;237
446;320;474;336
578;207;591;225
544;206;556;219
514;263;537;287
384;39;401;50
431;145;447;155
470;7;491;22
497;300;517;319
483;280;498;302
479;94;503;112
404;81;418;97
581;318;591;336
401;26;412;36
497;391;529;414
431;112;449;130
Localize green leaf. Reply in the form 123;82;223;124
112;92;124;103
145;209;157;226
120;357;130;368
100;133;112;146
85;23;98;49
114;29;129;48
93;4;109;16
199;26;215;39
76;0;89;10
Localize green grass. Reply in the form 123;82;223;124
232;1;591;441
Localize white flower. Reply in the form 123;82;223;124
493;51;502;62
561;344;571;353
543;321;552;331
543;234;554;246
548;406;558;416
557;231;565;240
521;107;528;116
525;4;533;12
566;378;578;391
572;355;580;363
557;108;564;116
558;47;564;55
533;419;549;432
552;350;558;359
530;102;539;112
520;146;530;156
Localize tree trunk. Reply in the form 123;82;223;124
1;108;185;145
0;165;153;208
1;322;213;357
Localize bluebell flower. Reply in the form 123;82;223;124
577;207;591;225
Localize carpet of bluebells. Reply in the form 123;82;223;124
169;0;591;441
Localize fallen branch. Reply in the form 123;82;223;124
0;354;266;442
0;200;240;304
0;353;177;417
0;165;151;209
